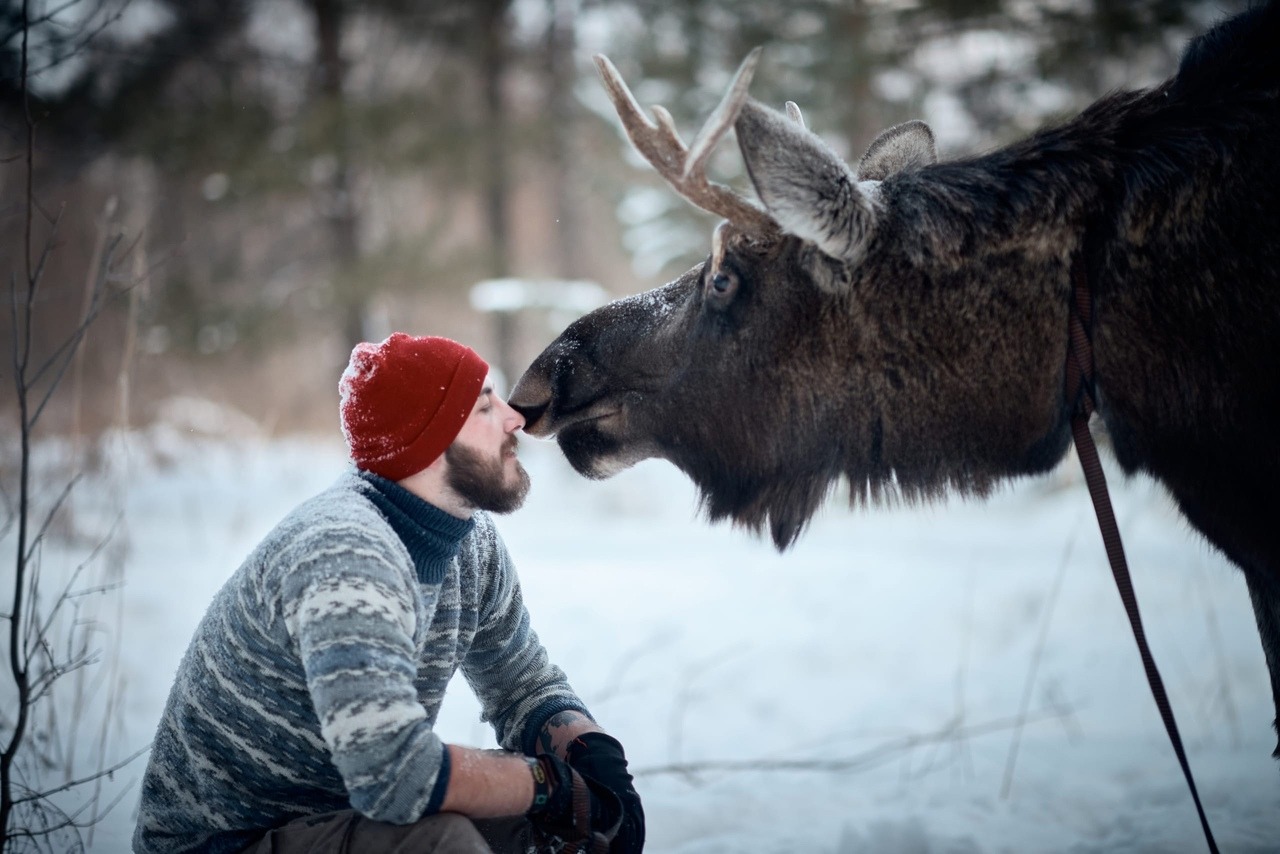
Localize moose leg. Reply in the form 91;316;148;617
1246;571;1280;758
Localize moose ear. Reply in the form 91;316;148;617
735;99;880;263
855;120;936;181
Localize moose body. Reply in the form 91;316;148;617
510;4;1280;749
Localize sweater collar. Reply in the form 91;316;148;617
356;469;475;584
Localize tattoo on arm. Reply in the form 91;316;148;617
537;710;600;758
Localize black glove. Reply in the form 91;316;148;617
565;733;644;854
527;752;624;851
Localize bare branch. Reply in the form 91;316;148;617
0;480;14;543
1;0;133;81
635;708;1073;779
29;234;122;427
594;50;778;236
66;581;124;601
12;745;148;808
4;787;90;848
590;632;675;706
9;270;21;375
0;0;97;47
3;2;142;845
28;653;101;707
22;473;81;567
1001;514;1081;798
26;203;66;309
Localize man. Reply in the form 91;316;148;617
134;333;644;854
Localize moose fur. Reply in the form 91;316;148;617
510;3;1280;750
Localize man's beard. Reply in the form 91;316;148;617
444;435;531;514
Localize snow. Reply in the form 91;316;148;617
469;279;609;316
17;422;1280;852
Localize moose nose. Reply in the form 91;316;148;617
508;370;552;435
510;399;548;432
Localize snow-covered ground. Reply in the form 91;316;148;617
12;418;1280;853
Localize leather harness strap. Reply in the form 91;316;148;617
559;770;613;854
1065;252;1219;854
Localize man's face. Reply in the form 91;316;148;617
445;377;530;514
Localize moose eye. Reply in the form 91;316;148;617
705;268;740;306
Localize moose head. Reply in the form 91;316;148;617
511;50;1086;548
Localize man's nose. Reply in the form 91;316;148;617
500;397;526;432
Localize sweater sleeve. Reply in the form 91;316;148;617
461;514;592;755
281;540;449;823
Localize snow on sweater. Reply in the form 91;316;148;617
133;469;590;854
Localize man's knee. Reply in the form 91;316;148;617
244;810;494;854
352;811;492;853
417;812;492;850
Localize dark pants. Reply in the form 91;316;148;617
241;810;537;854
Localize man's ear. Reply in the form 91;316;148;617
735;98;880;263
855;119;936;181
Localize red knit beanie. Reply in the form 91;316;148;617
339;333;489;481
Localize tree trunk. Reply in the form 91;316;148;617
309;0;364;351
477;0;515;384
478;0;512;280
545;0;583;278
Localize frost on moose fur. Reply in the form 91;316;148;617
511;3;1280;754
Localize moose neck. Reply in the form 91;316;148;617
901;86;1171;269
834;85;1192;511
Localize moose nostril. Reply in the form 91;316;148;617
509;400;548;426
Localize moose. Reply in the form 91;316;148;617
509;3;1280;753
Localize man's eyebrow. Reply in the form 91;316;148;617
477;386;494;403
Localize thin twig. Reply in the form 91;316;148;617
1197;561;1241;747
590;632;674;706
0;0;131;79
87;572;128;844
915;562;977;783
33;514;121;644
22;473;82;566
666;648;744;779
11;744;149;807
66;581;124;601
0;0;93;44
636;708;1073;779
29;238;120;428
1001;509;1082;799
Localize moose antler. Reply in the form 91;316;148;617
593;49;778;236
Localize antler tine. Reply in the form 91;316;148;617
682;48;761;179
593;51;777;236
594;54;685;173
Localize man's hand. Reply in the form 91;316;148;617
526;753;624;849
565;733;644;854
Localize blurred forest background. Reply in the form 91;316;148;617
0;0;1251;438
0;1;1263;849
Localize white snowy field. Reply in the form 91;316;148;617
10;414;1280;853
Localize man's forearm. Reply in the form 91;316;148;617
438;744;534;817
536;709;603;759
436;711;604;818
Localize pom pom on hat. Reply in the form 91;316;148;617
339;333;489;481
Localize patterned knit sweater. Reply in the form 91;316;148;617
133;470;590;854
